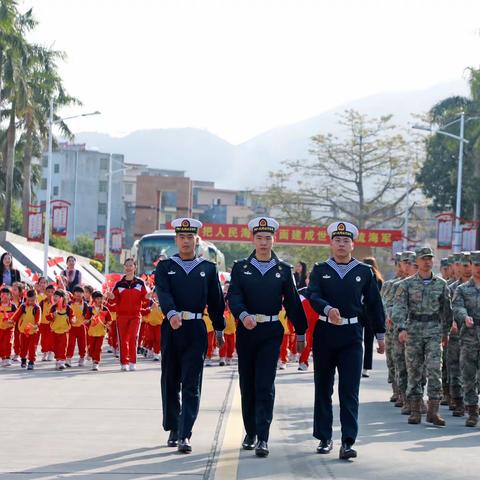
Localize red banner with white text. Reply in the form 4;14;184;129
198;224;402;247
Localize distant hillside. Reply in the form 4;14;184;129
75;79;469;190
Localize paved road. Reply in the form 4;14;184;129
1;351;479;479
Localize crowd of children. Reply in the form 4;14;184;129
0;275;313;374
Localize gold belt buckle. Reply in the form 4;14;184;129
181;311;190;320
256;314;266;323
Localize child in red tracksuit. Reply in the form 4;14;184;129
297;291;318;371
108;258;147;371
39;285;55;362
86;291;112;371
0;287;17;367
47;290;74;370
10;290;41;370
67;286;91;367
10;282;24;362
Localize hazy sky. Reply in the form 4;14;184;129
27;0;480;144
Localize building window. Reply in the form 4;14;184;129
99;181;107;192
100;158;109;170
232;216;239;224
53;186;59;197
42;156;48;167
54;164;60;174
98;203;107;215
125;183;134;195
41;178;47;190
161;191;177;208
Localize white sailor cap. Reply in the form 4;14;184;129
171;218;203;234
248;217;279;235
327;221;359;240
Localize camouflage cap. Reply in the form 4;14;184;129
394;252;402;264
460;252;471;265
448;254;454;263
452;253;462;263
471;251;480;264
401;251;416;262
415;246;434;258
440;258;450;268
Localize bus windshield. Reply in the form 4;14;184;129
138;236;176;274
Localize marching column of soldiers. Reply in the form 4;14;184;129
382;248;480;428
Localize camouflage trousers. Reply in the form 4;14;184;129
447;333;462;398
393;334;408;394
405;323;442;400
385;328;396;384
441;345;449;391
460;326;480;406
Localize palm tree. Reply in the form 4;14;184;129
19;44;79;235
1;5;36;231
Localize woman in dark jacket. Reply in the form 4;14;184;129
361;257;384;378
61;256;82;292
0;252;21;286
294;261;307;289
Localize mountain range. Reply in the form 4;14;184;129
74;79;469;190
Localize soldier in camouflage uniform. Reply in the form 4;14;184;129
392;247;452;426
381;252;402;402
440;257;453;406
388;251;417;414
452;251;480;427
447;252;472;416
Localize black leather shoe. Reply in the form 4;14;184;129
178;438;192;453
167;430;178;447
255;440;269;457
316;439;333;454
242;435;256;450
339;442;357;460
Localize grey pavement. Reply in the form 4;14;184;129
1;350;479;479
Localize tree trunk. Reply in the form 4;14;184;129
4;100;16;231
22;114;33;236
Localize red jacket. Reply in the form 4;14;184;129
112;276;147;318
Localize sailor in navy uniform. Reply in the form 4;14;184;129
227;217;307;458
154;218;225;454
306;221;385;460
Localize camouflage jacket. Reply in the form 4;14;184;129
383;276;404;319
452;278;480;328
392;273;452;335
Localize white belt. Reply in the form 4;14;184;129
319;315;358;326
180;311;203;320
255;314;279;323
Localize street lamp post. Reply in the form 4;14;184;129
42;99;100;277
103;159;130;276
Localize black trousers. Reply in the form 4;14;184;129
312;321;363;445
236;321;283;442
160;320;207;439
363;323;374;370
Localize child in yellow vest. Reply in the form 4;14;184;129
46;290;74;370
219;306;236;366
67;286;91;367
10;290;41;370
278;309;289;370
142;293;164;361
0;287;17;367
39;284;55;361
203;310;215;366
86;291;112;371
